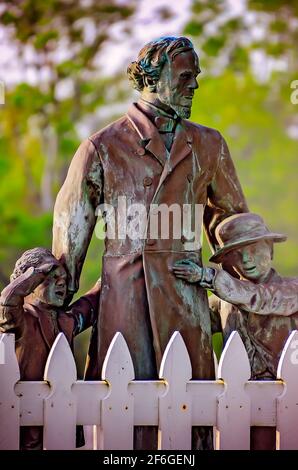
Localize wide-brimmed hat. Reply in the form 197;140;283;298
209;213;287;264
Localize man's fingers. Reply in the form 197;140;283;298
173;267;194;272
173;259;192;266
173;268;189;274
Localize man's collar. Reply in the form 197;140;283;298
138;98;178;119
126;102;193;169
138;99;179;133
127;103;167;164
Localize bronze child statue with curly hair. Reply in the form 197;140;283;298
0;247;100;450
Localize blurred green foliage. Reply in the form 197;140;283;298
186;0;298;276
194;71;298;275
0;0;297;374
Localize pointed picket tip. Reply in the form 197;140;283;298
102;332;135;383
44;333;77;387
159;331;192;383
277;330;298;381
213;351;219;378
0;333;20;383
218;331;251;382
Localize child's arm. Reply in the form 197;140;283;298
173;259;298;316
67;279;101;336
0;263;55;338
212;269;298;316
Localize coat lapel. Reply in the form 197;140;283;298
127;103;167;166
169;121;193;173
127;103;193;193
154;121;193;193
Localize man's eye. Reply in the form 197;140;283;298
181;72;191;79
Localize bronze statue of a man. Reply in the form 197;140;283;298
52;36;247;423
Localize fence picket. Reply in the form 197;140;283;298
276;330;298;450
43;333;77;449
0;334;20;449
216;331;251;449
158;332;192;450
1;329;298;451
100;332;134;450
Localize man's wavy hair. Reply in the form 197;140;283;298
10;247;56;281
127;36;196;92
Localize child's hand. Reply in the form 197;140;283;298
34;261;59;275
13;262;59;297
172;259;203;283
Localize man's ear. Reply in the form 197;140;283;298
144;76;157;92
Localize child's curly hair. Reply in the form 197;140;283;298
10;247;55;281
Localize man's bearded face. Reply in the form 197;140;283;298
156;50;200;119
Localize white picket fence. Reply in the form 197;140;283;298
1;329;298;450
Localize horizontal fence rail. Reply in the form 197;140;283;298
0;330;298;450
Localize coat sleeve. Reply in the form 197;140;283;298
67;280;101;336
213;270;298;316
52;139;103;294
204;135;248;251
0;274;29;339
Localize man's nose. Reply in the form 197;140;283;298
189;78;199;90
56;278;66;287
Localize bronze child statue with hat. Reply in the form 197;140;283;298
173;212;298;450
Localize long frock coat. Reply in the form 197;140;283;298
52;103;248;380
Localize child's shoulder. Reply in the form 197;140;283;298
272;273;298;285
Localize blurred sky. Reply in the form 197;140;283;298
0;0;252;86
0;0;192;85
0;0;288;91
98;0;193;75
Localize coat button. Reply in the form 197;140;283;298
137;148;146;156
147;239;156;246
187;173;193;182
143;176;153;187
154;116;163;127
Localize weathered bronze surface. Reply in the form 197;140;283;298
209;213;298;379
51;37;249;450
173;213;298;449
0;247;100;449
52;37;248;388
